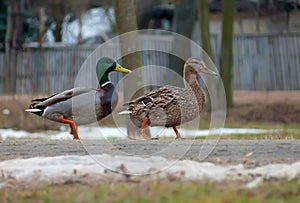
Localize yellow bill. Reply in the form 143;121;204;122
115;63;132;73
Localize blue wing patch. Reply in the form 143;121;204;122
141;97;153;105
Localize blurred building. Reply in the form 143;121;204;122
138;0;300;34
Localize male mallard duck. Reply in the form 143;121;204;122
119;58;217;139
25;57;131;140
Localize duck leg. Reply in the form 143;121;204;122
58;115;80;140
141;117;151;140
172;126;186;140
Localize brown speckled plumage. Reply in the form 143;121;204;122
121;58;217;139
128;84;205;128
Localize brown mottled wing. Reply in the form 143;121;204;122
127;85;183;112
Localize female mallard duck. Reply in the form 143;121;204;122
25;57;131;140
119;58;217;139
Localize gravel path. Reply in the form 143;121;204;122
1;139;299;168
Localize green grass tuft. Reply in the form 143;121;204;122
1;180;300;203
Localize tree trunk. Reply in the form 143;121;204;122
169;0;197;76
198;0;214;60
198;0;215;111
114;0;149;139
77;16;83;44
4;4;11;93
220;0;234;108
38;8;45;48
5;0;24;94
53;18;63;42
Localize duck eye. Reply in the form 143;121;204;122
108;62;116;70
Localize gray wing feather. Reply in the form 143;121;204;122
38;87;96;107
43;88;104;124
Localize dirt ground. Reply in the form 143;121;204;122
0;139;299;168
1;91;300;130
0;91;300;180
228;91;300;124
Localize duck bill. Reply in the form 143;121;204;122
203;68;218;76
115;63;132;73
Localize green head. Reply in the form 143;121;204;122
96;57;131;86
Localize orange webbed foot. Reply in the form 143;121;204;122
59;115;80;140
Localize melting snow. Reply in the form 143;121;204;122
0;127;278;140
0;155;299;188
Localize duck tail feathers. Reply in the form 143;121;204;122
118;110;132;115
25;109;42;113
25;105;45;116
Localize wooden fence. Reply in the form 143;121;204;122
0;32;299;94
233;32;300;90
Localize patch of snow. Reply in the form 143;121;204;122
244;177;263;189
0;127;127;140
0;129;48;140
0;127;278;140
0;155;299;188
2;108;10;115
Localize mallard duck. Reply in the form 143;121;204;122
25;57;131;140
119;58;217;139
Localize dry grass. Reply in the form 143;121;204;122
1;179;300;203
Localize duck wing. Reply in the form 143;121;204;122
30;87;96;108
27;87;106;124
127;85;183;109
120;85;186;127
